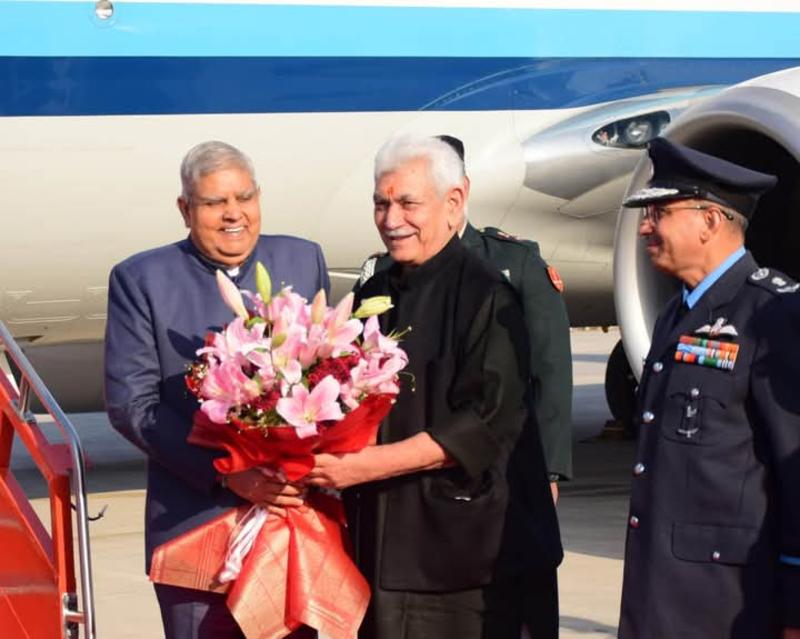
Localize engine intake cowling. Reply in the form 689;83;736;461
614;67;800;379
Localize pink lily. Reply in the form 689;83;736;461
216;270;249;320
266;288;308;325
271;324;304;366
199;361;261;424
338;354;403;409
349;354;406;395
310;289;327;324
198;317;266;365
298;323;326;368
319;293;362;358
333;292;354;326
361;316;405;360
277;359;303;397
271;307;309;350
276;375;344;438
243;342;278;390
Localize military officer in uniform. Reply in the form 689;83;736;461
618;137;800;638
355;135;573;500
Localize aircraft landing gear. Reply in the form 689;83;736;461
604;340;638;437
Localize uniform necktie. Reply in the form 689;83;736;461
674;301;689;327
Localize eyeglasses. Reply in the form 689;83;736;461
641;203;733;224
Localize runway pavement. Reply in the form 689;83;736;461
12;327;633;638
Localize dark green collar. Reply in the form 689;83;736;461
460;222;483;249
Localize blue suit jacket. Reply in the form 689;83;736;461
104;236;330;570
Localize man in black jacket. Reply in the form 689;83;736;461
355;135;573;499
307;134;562;638
618;137;800;639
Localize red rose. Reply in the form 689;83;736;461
253;388;281;412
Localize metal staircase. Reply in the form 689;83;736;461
0;321;96;638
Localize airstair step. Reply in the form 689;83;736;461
0;587;61;639
0;500;62;638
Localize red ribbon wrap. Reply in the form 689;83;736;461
149;394;393;639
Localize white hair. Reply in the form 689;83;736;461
374;134;465;196
180;140;256;200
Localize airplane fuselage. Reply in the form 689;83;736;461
3;0;800;409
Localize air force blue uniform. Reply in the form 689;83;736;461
619;138;800;637
104;236;329;570
619;252;800;637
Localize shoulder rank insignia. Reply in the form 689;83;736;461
675;335;739;371
771;275;800;293
546;265;564;293
694;317;738;338
749;267;799;294
481;226;523;243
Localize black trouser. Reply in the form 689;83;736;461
359;568;559;639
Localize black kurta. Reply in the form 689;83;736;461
346;236;562;639
355;222;574;480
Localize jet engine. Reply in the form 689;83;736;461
613;67;800;390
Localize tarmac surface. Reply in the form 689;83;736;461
12;327;633;638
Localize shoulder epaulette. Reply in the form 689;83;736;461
357;252;390;286
747;267;800;294
479;226;542;255
480;226;524;243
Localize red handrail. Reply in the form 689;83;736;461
0;373;77;637
0;320;95;638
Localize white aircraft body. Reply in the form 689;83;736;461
3;0;800;413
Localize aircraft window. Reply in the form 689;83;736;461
592;111;671;150
95;1;114;20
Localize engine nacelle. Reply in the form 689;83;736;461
614;67;800;379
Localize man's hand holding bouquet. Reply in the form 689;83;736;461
149;264;406;639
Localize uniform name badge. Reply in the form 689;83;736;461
674;335;739;371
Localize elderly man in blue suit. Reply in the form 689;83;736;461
104;141;330;638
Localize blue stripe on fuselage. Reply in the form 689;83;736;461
3;3;800;59
0;57;796;117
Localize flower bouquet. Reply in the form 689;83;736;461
149;264;407;639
